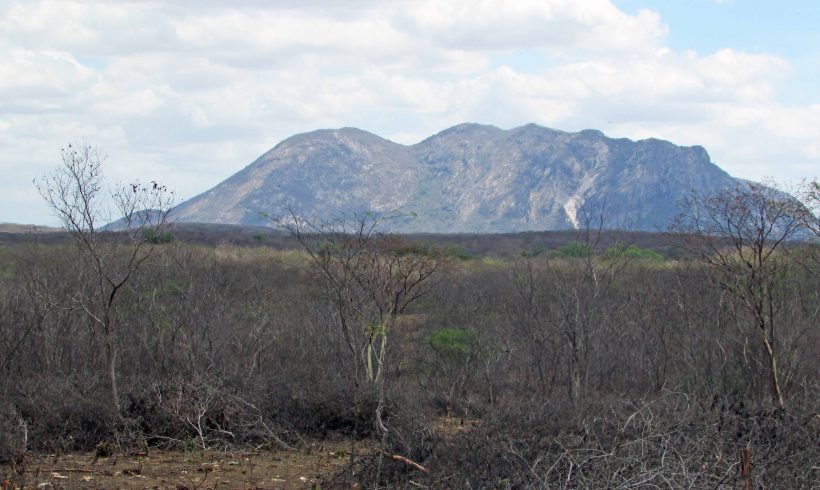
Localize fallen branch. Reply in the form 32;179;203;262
381;451;429;474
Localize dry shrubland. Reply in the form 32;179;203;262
0;225;817;488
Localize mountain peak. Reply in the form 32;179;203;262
420;122;503;139
278;126;393;146
578;128;605;138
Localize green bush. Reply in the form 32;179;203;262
428;328;476;361
553;241;593;258
142;228;174;244
446;246;475;261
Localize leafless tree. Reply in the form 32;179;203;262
674;182;805;408
280;210;444;385
280;209;445;485
791;179;820;272
36;143;174;415
796;179;819;237
510;198;630;404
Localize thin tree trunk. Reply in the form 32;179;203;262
740;448;753;490
569;358;582;406
106;334;121;415
760;332;784;408
365;342;374;382
375;330;388;382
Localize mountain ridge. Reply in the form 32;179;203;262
170;123;739;232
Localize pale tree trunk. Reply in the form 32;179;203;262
754;297;785;409
569;359;583;405
365;342;374;382
375;330;388;383
568;320;585;406
105;331;121;415
760;330;784;409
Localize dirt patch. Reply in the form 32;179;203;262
431;415;481;439
1;440;374;489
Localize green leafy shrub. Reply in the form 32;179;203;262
142;228;174;244
445;246;475;261
428;328;476;361
552;241;593;258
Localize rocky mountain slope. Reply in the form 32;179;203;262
170;123;740;232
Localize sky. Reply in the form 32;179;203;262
1;0;818;226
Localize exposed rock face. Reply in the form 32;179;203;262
170;123;739;232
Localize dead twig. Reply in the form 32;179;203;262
381;451;429;474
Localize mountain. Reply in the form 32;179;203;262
170;123;740;232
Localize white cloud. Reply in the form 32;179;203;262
0;0;817;225
402;0;666;53
0;48;96;108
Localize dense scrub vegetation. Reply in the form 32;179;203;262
0;231;817;488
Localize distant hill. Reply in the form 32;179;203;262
0;223;60;233
170;123;742;232
102;209;168;231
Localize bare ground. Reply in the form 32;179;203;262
1;439;375;490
